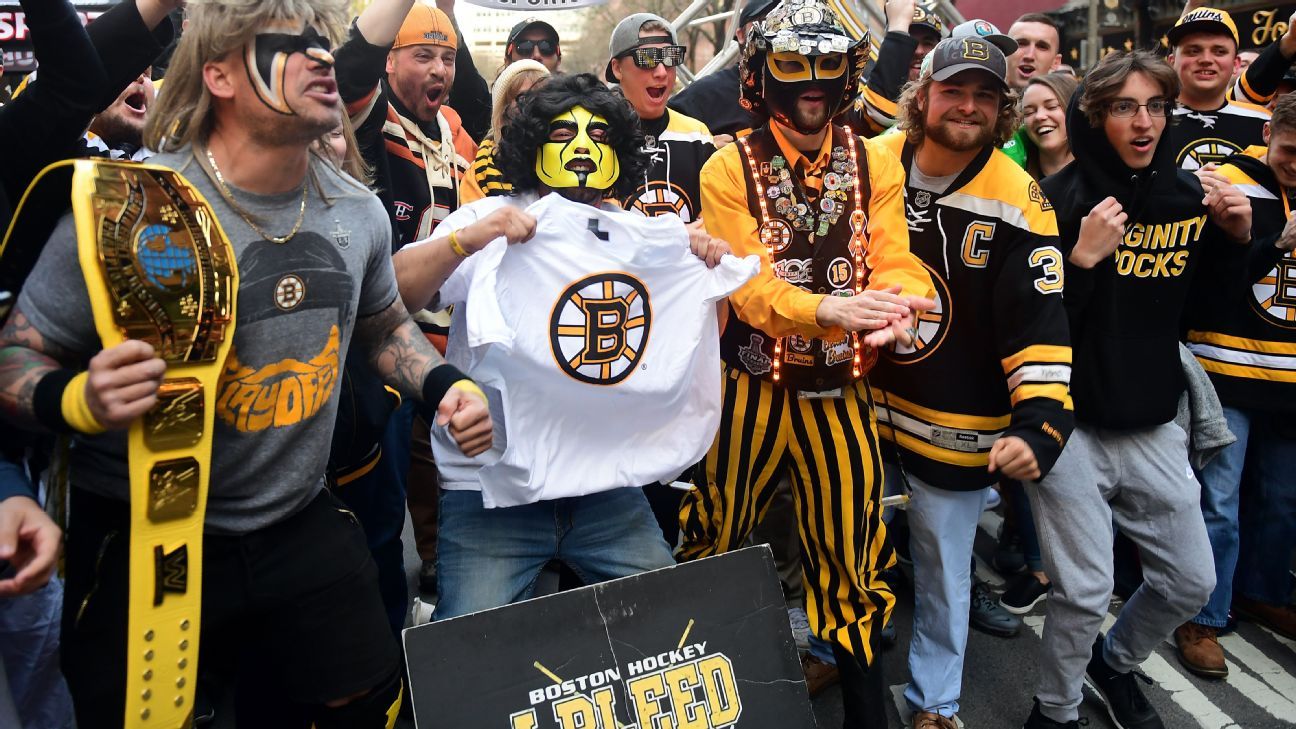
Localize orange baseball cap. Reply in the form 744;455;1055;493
394;3;458;50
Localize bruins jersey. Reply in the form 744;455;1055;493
1186;146;1296;414
1170;101;1269;171
337;24;476;249
618;109;714;222
842;31;916;138
869;136;1074;490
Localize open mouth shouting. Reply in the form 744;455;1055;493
1016;63;1036;80
123;89;148;116
1130;135;1155;154
645;84;669;103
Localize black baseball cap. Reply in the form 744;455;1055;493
924;35;1009;89
507;18;559;46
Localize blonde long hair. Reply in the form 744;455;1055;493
144;0;350;153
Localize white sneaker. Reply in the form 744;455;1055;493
788;606;811;653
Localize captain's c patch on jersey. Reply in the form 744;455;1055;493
549;272;652;385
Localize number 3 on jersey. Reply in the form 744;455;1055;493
1029;246;1064;294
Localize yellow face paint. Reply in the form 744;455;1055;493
766;51;847;83
535;105;620;191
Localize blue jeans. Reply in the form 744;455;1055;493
902;472;990;717
434;487;675;620
1228;409;1296;609
1007;480;1045;573
0;458;74;729
1195;407;1296;625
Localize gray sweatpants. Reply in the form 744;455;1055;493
1027;422;1215;723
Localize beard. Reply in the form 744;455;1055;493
553;186;604;206
248;102;341;148
925;113;995;153
765;76;847;135
90;108;146;148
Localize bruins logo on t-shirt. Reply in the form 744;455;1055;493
549;272;651;385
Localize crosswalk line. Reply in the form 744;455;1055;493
1023;613;1241;729
1259;626;1296;655
1220;657;1296;721
1219;632;1296;706
977;510;1004;542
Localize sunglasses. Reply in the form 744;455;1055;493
622;45;686;70
513;39;557;57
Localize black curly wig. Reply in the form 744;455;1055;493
496;72;647;202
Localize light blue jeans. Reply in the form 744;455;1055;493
434;487;676;620
902;472;991;717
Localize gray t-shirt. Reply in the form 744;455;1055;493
17;146;398;533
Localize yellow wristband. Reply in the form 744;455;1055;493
451;378;487;404
448;229;469;258
61;371;107;435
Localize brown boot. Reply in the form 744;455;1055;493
1233;595;1296;640
800;653;840;697
1175;621;1227;678
912;711;959;729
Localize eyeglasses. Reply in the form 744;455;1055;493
1107;98;1173;117
622;45;686;70
513;39;557;57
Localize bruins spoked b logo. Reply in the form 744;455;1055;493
549;272;652;385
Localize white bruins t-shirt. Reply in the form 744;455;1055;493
414;192;757;507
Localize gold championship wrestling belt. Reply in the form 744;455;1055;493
70;159;237;728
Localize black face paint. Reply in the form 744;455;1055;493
764;74;849;135
245;25;334;116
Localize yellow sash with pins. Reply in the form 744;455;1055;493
59;159;235;728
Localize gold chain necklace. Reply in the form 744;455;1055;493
203;146;308;244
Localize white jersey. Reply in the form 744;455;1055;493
416;192;758;508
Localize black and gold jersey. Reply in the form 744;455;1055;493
618;109;715;222
868;135;1074;490
1170;100;1270;171
1186;146;1296;414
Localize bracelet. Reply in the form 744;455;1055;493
33;369;106;435
448;229;469;258
451;379;487;404
62;371;107;435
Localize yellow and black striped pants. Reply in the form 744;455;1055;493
678;366;896;665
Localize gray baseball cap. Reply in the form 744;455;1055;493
925;35;1009;89
605;13;679;82
950;19;1017;57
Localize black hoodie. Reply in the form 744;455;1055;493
1041;88;1238;429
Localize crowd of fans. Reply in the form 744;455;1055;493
0;0;1293;728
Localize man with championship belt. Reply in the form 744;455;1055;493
676;1;934;725
0;1;491;727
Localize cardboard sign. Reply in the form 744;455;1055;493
403;547;815;729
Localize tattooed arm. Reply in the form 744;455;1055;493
0;307;68;430
353;297;493;456
0;304;166;433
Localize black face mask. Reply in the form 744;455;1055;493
763;73;849;135
245;25;334;116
